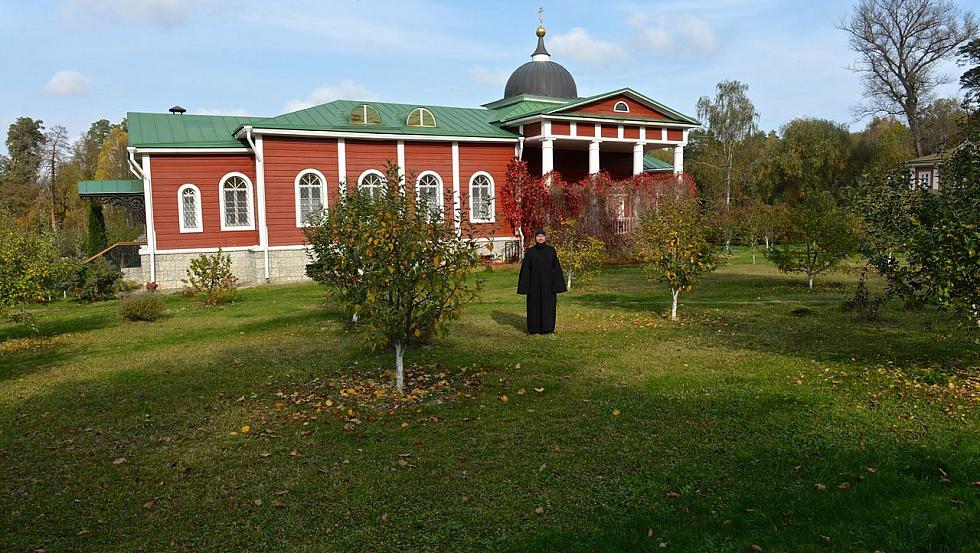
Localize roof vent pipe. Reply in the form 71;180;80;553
169;106;186;115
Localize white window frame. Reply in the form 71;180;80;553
177;183;203;233
468;171;496;223
357;169;387;198
613;101;630;113
218;172;255;231
917;170;931;189
406;107;437;128
294;168;328;227
415;170;444;217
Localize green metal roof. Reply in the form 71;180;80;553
128;112;263;148
78;179;143;195
245;100;518;139
643;154;673;172
125;88;697;148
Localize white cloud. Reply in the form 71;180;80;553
283;81;379;113
469;65;509;88
548;27;628;68
630;14;718;57
59;0;223;28
193;107;250;116
42;70;91;96
678;18;718;55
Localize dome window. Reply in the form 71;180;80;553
407;108;437;128
613;101;630;113
350;104;382;125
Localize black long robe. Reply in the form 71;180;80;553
517;243;567;334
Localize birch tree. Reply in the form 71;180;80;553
695;80;759;208
637;197;721;321
840;0;977;155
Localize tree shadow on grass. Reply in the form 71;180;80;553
491;310;526;333
0;311;115;342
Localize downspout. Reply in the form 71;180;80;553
243;126;270;283
518;136;525;160
127;147;144;180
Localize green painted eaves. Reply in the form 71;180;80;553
78;179;143;195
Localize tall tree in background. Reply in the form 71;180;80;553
848;116;916;179
695;80;759;208
77;119;112;179
761;118;852;203
94;125;129;180
840;0;977;156
0;117;45;217
43;125;69;233
919;98;967;152
960;37;980;134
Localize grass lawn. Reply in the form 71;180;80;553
1;250;978;552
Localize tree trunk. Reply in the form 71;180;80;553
566;272;572;291
907;106;924;157
517;227;525;259
670;289;679;321
49;152;58;234
752;251;756;264
394;341;405;392
352;313;358;323
807;275;814;290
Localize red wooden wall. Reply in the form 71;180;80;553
150;154;258;250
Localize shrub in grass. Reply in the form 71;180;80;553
842;267;884;321
182;249;238;306
70;258;123;302
119;292;164;322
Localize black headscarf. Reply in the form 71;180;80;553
534;228;546;238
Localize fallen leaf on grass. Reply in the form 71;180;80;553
534;506;544;514
665;491;680;498
517;388;526;395
612;409;621;416
142;500;155;509
499;395;508;402
253;499;262;507
813;483;827;491
534;387;544;393
837;482;850;490
749;545;764;552
259;452;271;458
381;512;391;522
867;467;877;474
538;464;547;473
950;498;965;508
112;457;126;465
240;425;250;433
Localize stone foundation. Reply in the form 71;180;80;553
135;239;519;290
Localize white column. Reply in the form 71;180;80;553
633;142;645;175
255;135;270;282
337;138;347;194
588;140;600;174
673;145;684;175
541;139;554;176
452;141;461;238
396;140;406;192
141;154;156;283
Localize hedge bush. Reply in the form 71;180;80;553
119;292;164;322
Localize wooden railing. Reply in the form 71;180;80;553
615;217;636;235
85;241;145;268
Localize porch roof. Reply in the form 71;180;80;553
78;179;143;196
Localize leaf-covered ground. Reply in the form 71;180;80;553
1;251;978;552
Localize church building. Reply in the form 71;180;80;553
78;24;700;288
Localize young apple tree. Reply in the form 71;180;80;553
305;163;485;391
637;197;722;321
764;192;860;289
551;219;605;291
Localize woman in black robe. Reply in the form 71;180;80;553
517;229;567;334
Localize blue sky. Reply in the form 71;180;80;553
0;0;975;152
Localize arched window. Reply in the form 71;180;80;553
613;101;630;113
295;169;328;227
415;171;443;217
407;108;437;128
350;104;382;125
177;184;202;233
219;173;254;231
469;172;495;223
357;169;387;198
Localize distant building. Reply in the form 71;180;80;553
908;153;941;190
78;24;700;288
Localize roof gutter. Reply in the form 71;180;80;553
242;125;262;162
126;147;145;180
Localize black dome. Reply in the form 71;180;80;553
504;60;577;98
